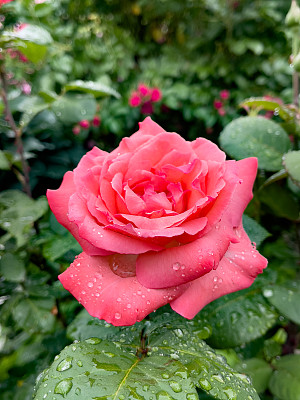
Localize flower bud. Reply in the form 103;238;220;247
285;0;300;28
293;52;300;72
79;119;90;129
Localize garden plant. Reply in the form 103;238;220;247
0;1;299;400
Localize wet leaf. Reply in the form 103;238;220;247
64;80;121;99
263;282;300;324
50;94;97;124
198;287;278;348
219;117;291;171
239;98;293;121
235;358;272;394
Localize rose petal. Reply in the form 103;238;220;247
170;225;267;319
47;172;111;256
59;252;186;326
191;137;226;163
136;220;236;289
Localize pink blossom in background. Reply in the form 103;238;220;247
151;88;162;102
138;83;151;97
21;82;31;95
141;101;153;115
92;116;101;127
218;108;226;117
0;0;14;6
213;100;223;110
79;120;90;129
129;91;141;107
220;90;230;100
72;125;81;135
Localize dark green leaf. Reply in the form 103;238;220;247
198;287;278;348
269;355;300;400
259;183;300;220
42;233;82;262
263;282;300;324
0;253;26;282
64;80;120;99
12;297;56;334
219;117;292;171
242;215;271;247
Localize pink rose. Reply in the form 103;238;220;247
213;100;223;110
129;91;141;107
220;90;230;100
47;118;267;326
79;119;90;129
151;88;162;102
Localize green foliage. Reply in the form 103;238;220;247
34;313;260;400
219;117;291;171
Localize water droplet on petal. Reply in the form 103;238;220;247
172;262;181;271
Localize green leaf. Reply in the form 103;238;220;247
235;358;272;394
50;94;97;124
3;24;53;46
263;282;300;324
242;215;271;247
0;191;48;247
12;297;56;334
283;151;300;187
0;150;10;170
17;42;48;63
0;253;26;282
33;339;198;400
239;98;294;121
34;324;259;400
269;355;300;400
42;232;82;262
67;309;122;342
64;80;121;99
259;183;300;220
219;116;292;171
198;287;278;348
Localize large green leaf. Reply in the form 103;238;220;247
242;215;271;247
198;286;278;348
283;151;300;187
0;191;48;247
269;355;300;400
64;80;121;99
239;98;294;121
3;24;53;46
219;117;292;171
50;94;97;124
34;323;259;400
263;282;300;324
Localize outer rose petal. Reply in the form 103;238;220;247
59;252;187;326
136;221;237;289
170;225;267;319
46;172;111;256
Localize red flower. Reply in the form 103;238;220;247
218;108;226;117
141;101;153;115
151;88;162;102
79;120;90;129
92;115;101;127
213;100;223;110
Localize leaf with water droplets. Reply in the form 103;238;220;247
263;282;300;324
242;215;270;248
50;94;97;125
33;339;197;400
220;116;291;171
197;283;278;348
64;80;121;99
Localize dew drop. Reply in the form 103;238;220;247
172;262;181;271
169;380;182;393
85;337;102;345
115;312;121;320
198;378;212;391
56;357;73;372
54;378;73;396
87;282;93;288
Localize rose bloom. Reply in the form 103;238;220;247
220;90;230;100
213;100;223;110
129;91;141;107
47;118;267;326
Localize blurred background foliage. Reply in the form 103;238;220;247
0;0;300;399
